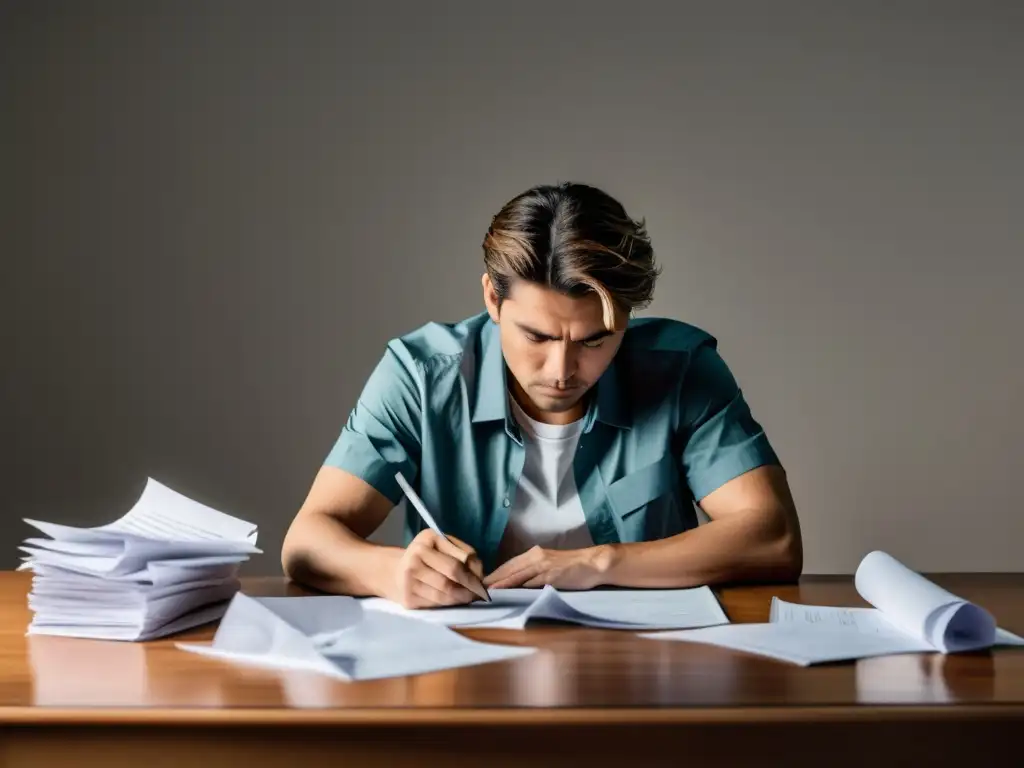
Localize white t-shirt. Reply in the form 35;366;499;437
498;397;596;561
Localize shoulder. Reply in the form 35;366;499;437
611;317;724;416
621;317;741;394
620;316;718;355
617;316;749;411
377;311;488;378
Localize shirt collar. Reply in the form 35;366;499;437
471;318;509;424
588;352;630;431
471;317;631;433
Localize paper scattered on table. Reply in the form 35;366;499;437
641;551;1024;665
769;597;1024;649
643;622;937;666
852;550;998;652
359;599;524;627
177;593;536;680
20;477;260;641
361;584;730;630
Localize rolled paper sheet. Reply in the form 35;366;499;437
854;550;996;652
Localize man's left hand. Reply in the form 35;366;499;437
483;545;611;590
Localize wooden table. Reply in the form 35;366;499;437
1;571;1022;767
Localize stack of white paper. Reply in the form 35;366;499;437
177;593;537;680
20;477;261;641
361;584;730;630
641;551;1024;665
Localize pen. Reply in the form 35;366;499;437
395;472;491;603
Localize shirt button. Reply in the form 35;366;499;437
502;498;511;507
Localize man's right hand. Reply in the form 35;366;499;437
387;529;486;608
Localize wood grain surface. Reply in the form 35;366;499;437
1;571;1022;722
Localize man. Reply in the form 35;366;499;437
282;182;802;608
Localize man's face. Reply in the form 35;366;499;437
482;275;626;424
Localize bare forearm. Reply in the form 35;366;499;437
281;512;402;597
599;508;802;588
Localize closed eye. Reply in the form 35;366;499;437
525;333;605;349
518;324;612;347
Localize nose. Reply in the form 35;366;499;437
546;341;578;387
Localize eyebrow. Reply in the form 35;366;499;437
515;322;613;343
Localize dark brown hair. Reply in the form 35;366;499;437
482;182;660;329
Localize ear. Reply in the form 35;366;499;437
481;273;500;323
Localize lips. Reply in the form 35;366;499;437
538;387;578;397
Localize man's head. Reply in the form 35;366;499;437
481;182;659;424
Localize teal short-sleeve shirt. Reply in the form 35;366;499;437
325;311;780;572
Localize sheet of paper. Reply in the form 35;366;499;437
20;538;257;577
769;596;909;636
360;585;729;630
314;611;536;680
641;623;934;666
546;586;730;628
23;477;259;545
144;558;248;585
470;585;730;629
100;478;259;543
771;597;1024;648
472;588;585;629
177;593;536;681
854;551;996;651
358;599;523;626
22;537;123;556
179;594;363;679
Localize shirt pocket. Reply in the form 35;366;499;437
605;454;678;522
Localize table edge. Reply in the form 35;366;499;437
3;704;1024;727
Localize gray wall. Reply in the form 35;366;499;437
3;1;1022;576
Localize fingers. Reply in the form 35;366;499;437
402;530;484;601
461;552;484;580
484;546;545;586
444;536;482;580
445;535;475;554
485;560;540;589
487;566;540;589
436;535;478;567
398;531;470;607
484;546;552;589
418;546;483;596
429;534;487;597
411;567;476;605
410;578;473;607
521;572;551;588
483;554;523;587
413;530;479;569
